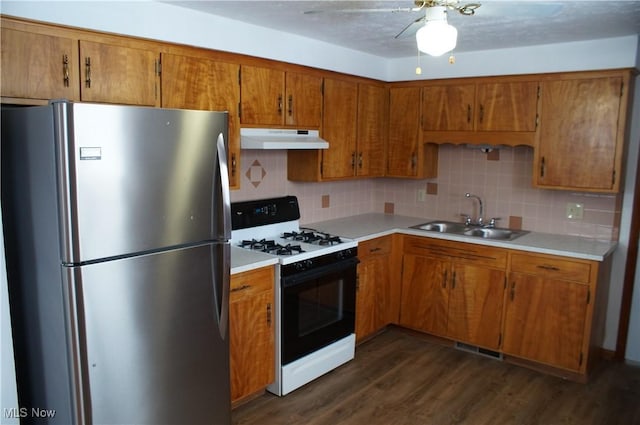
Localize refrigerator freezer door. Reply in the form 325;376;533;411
64;243;230;424
54;102;230;264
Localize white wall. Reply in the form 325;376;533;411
1;0;639;359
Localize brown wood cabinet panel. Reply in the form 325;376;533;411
422;84;475;131
399;254;449;336
284;72;322;128
510;253;591;284
240;65;284;126
161;53;241;189
447;264;505;350
356;236;394;342
1;27;80;101
535;76;625;192
475;82;539;132
79;40;159;106
387;86;422;177
503;272;588;371
230;267;275;404
321;78;358;179
357;83;387;177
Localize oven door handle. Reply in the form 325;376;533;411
282;257;360;288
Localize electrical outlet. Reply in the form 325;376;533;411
566;203;584;220
417;189;426;202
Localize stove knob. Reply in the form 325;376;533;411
336;249;352;260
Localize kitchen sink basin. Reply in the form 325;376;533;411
412;221;468;233
410;220;528;241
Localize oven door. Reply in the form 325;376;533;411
281;256;358;365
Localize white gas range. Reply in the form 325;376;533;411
231;196;358;396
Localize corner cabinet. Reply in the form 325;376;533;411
230;266;275;405
387;86;438;178
161;53;241;189
534;70;632;193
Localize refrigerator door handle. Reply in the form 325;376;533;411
216;132;232;240
218;243;230;340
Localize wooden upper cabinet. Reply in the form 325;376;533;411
321;78;359;179
284;71;322;128
475;82;539;132
240;65;284;126
161;53;241;189
387;86;438;178
356;83;387;177
79;40;159;106
1;27;80;102
422;84;475;131
534;74;628;192
240;65;321;127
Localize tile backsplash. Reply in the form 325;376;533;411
230;146;619;241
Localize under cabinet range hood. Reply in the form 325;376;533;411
240;128;329;150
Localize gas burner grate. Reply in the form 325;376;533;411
282;230;343;246
239;239;306;255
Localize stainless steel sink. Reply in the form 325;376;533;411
411;220;528;241
412;221;468;233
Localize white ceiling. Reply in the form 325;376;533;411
163;0;640;58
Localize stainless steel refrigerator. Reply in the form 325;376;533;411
1;101;231;424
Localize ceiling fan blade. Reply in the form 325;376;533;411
395;16;425;39
304;7;420;15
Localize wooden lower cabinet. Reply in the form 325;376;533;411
502;252;600;375
399;236;507;350
229;266;275;404
356;236;394;342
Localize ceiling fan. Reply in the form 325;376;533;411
305;1;481;57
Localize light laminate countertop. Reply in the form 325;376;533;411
306;213;617;261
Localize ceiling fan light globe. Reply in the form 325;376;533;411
416;20;458;56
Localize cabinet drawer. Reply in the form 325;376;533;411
231;266;274;301
403;236;507;269
510;253;592;284
359;236;391;258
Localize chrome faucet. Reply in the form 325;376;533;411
465;193;484;226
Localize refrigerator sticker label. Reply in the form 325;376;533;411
80;147;102;160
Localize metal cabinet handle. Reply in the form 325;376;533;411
231;284;251;293
467;104;471;123
277;95;283;114
510;282;516;301
62;54;70;87
84;57;91;88
537;264;560;272
451;271;457;289
442;270;448;288
358;153;363;169
288;95;293;116
479;104;484;123
231;153;237;177
267;303;272;326
540;156;546;178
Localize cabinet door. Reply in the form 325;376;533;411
321;78;358;179
356;236;392;342
357;84;387;177
1;28;80;101
161;54;241;189
475;82;539;132
502;272;588;371
285;72;322;128
387;87;422;177
79;40;159;106
240;65;284;126
535;77;623;191
399;254;449;336
230;268;275;403
447;264;505;350
422;84;475;131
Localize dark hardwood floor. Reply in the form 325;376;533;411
232;328;640;425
